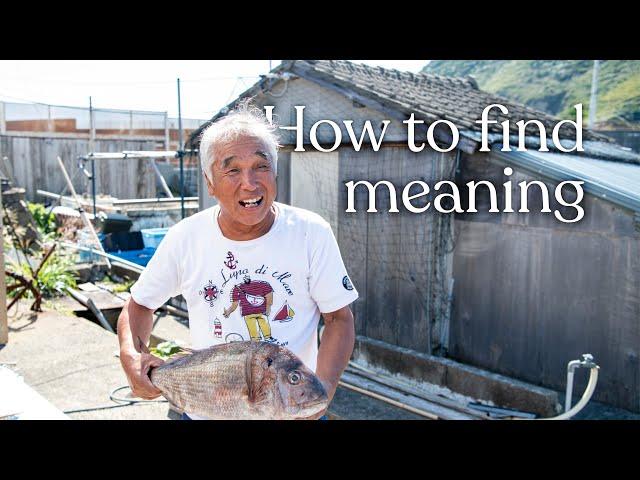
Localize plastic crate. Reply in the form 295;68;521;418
110;247;157;267
141;228;169;249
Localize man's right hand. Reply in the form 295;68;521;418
120;350;165;399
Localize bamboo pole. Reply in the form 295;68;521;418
55;156;110;269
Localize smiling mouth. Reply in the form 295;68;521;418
239;196;263;208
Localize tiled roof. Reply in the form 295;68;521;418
188;59;615;149
287;60;609;143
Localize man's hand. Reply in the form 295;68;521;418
120;350;165;400
298;305;355;420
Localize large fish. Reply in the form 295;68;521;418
143;340;329;420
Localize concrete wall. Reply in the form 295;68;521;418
450;151;640;412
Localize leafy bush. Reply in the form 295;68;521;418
27;202;57;236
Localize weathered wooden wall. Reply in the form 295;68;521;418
337;146;456;355
450;152;640;412
0;135;157;202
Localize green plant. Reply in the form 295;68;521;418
5;249;77;299
149;341;183;360
112;279;135;293
27;202;57;237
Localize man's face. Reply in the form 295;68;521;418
206;135;277;230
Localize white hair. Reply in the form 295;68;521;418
199;101;280;183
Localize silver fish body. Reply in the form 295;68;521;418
149;341;328;420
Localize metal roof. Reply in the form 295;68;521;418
493;149;640;213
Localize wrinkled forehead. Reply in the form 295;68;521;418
212;135;272;168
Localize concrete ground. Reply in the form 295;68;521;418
1;298;637;420
0;299;421;420
0;301;178;419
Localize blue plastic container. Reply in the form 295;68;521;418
141;228;169;249
110;247;157;267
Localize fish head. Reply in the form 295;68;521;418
246;343;329;419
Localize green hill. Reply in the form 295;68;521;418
423;61;640;130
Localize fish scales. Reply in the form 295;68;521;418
149;341;328;420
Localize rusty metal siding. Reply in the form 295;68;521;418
450;152;640;412
0;135;156;201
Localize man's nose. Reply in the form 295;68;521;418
239;169;258;190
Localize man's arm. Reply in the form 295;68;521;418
117;297;165;399
223;301;238;318
314;305;355;412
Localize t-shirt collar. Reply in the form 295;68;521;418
211;201;281;246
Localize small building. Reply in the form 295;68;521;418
192;60;640;413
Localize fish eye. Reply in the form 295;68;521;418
288;371;301;385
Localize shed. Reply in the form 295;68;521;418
192;60;640;413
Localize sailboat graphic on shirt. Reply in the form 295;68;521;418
273;301;295;322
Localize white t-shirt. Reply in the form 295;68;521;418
130;200;359;376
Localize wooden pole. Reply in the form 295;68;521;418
0;187;9;344
55;156;111;269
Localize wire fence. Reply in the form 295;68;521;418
0;100;207;151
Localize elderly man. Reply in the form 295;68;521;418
117;103;358;420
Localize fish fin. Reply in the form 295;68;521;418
138;336;151;355
246;353;269;404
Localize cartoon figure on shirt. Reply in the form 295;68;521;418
223;275;278;343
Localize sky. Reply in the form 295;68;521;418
0;60;430;120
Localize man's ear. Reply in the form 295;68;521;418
205;175;216;196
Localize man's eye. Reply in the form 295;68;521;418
258;164;270;170
227;168;240;174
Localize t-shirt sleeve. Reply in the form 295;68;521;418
130;226;183;310
308;221;359;314
231;286;240;302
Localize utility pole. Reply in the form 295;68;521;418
588;60;600;129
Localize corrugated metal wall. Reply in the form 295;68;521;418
450;152;640;412
0;135;156;201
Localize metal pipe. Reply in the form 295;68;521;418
148;158;174;198
537;354;600;420
59;241;143;273
543;368;599;420
338;380;439;420
565;359;582;412
177;78;185;219
91;158;96;217
37;189;116;213
81;151;178;160
89;97;96;218
111;196;197;206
